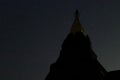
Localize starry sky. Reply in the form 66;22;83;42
1;0;120;80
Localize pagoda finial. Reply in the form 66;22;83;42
75;9;79;18
70;9;86;35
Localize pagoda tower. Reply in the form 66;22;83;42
45;10;107;80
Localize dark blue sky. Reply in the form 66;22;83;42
1;0;120;80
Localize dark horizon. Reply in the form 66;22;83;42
1;0;120;80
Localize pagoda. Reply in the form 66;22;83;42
45;10;107;80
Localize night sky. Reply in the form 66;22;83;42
1;0;120;80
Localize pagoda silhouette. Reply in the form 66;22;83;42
45;10;107;80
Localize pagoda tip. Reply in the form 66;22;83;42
75;9;79;17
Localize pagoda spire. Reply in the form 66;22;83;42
70;9;86;34
45;10;107;80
